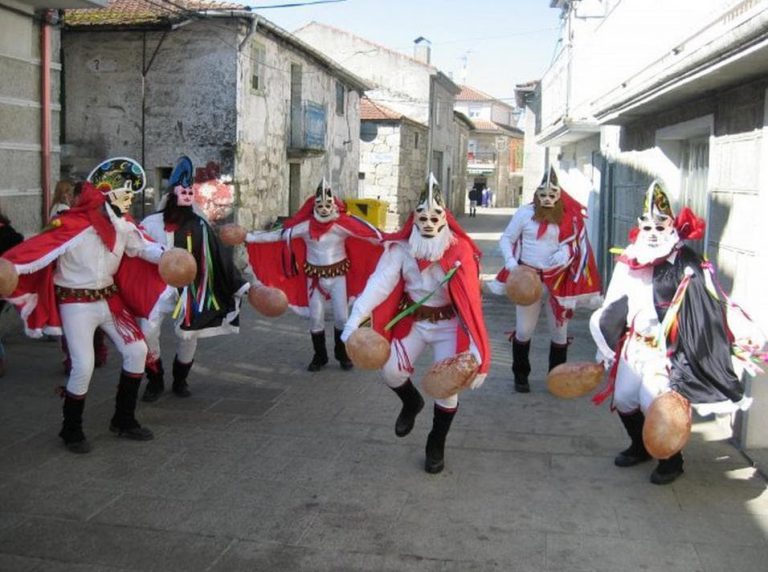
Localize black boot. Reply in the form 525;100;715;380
615;410;651;467
548;341;568;372
391;379;425;437
650;452;684;485
142;358;165;402
110;371;154;441
307;331;328;372
59;392;91;454
512;338;531;393
425;404;457;474
334;328;354;371
172;357;193;397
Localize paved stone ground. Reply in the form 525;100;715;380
0;207;766;571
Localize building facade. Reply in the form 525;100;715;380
0;0;106;235
293;23;467;214
536;0;768;458
62;2;369;231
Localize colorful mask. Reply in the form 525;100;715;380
414;174;447;239
87;157;146;215
635;180;679;259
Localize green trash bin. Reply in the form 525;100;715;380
345;198;389;230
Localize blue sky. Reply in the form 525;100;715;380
248;0;564;104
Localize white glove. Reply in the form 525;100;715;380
340;323;357;343
469;373;487;390
504;258;519;272
546;247;570;268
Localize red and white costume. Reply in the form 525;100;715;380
2;184;169;396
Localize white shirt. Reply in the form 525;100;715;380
54;211;164;289
247;220;360;266
346;241;450;329
499;204;562;270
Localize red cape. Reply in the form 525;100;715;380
2;185;169;337
246;197;383;311
371;213;491;374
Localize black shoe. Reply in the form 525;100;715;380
614;446;652;467
142;386;164;402
392;380;425;437
307;355;329;372
512;338;531;394
63;438;92;454
339;359;354;371
650;453;684;485
172;380;191;398
110;424;154;441
514;380;530;393
424;405;457;474
425;454;445;474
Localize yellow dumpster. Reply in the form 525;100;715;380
345;198;389;230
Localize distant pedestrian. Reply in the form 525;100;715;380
468;187;479;217
481;187;489;207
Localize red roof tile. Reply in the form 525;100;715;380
456;85;496;102
64;0;247;27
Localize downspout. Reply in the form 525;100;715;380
40;10;53;224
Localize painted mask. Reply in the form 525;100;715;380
314;179;337;222
174;184;195;207
414;176;447;238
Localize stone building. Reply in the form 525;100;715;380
536;0;768;460
61;1;369;230
358;97;428;227
454;85;524;207
293;23;467;214
0;0;106;235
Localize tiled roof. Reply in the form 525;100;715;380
471;119;522;136
457;85;496;102
64;0;247;27
360;97;402;121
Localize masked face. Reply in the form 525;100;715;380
414;203;447;239
636;214;675;248
314;185;337;222
174;184;195;207
535;185;561;208
104;184;135;214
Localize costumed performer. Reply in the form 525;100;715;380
590;180;763;484
140;156;249;401
488;167;601;393
2;157;172;453
341;175;491;474
245;179;383;372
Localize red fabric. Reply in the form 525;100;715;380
246;199;384;310
370;217;491;374
674;207;705;241
2;197;168;336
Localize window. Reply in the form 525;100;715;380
435;98;443;126
251;43;266;93
335;81;345;116
414;132;419;149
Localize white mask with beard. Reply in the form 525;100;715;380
409;224;455;261
632;214;679;264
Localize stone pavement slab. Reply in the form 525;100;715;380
0;206;765;571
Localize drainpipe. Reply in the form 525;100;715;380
40;10;53;224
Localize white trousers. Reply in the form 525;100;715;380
514;287;568;344
613;338;670;414
60;301;148;396
382;318;460;409
308;275;349;333
142;313;198;365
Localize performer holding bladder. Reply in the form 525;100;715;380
590;180;763;485
140;156;249;402
341;176;490;474
489;167;601;393
245;179;382;372
0;158;180;453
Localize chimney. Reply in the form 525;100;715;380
413;36;431;64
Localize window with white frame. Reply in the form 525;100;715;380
251;43;266;93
